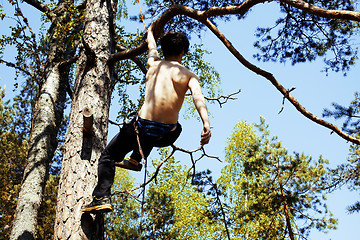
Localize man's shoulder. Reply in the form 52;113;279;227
172;62;195;76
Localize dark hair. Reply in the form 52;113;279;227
160;31;189;57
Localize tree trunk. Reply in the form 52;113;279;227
280;184;295;240
9;3;74;237
10;62;67;240
53;0;116;238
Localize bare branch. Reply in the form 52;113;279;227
206;89;241;108
22;0;51;14
113;144;221;195
203;18;360;145
0;59;32;76
202;175;231;240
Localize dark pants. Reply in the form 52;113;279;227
92;117;182;197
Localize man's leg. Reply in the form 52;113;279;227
82;120;137;213
115;133;154;171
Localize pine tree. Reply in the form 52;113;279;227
219;119;337;239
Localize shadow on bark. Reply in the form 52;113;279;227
17;230;35;240
81;136;93;160
81;213;105;240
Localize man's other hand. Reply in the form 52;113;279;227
200;124;211;145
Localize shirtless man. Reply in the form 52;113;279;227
82;26;211;213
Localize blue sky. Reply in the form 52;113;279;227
1;1;359;239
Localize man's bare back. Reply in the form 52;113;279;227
139;26;211;145
139;59;196;124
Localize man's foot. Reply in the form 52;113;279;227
81;196;112;213
115;158;142;171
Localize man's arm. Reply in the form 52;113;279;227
188;75;211;145
147;25;160;65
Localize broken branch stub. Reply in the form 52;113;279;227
82;107;93;137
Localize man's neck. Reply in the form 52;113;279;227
165;55;182;63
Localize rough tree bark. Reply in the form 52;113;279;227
53;0;117;238
10;64;67;240
10;7;69;239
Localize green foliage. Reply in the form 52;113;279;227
218;118;337;239
345;140;360;213
113;27;146;120
0;87;59;238
107;149;218;239
0;87;28;238
182;44;221;119
143;151;215;239
36;174;59;239
323;92;360;213
106;119;337;239
105;168;140;239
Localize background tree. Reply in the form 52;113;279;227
0;87;28;238
109;149;218;239
104;168;139;240
0;87;61;239
217;119;337;239
324;92;360;214
0;0;78;238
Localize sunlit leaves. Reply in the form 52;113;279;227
219;118;337;239
105;168;139;239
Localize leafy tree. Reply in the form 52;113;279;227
324;93;360;214
345;141;360;213
105;119;337;239
1;0;76;237
138;150;215;239
218;119;337;239
323;92;360;135
0;87;59;239
105;168;139;240
0;87;28;238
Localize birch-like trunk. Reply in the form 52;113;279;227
53;0;116;238
10;62;67;239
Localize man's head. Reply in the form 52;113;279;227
160;31;189;57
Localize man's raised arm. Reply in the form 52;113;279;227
147;26;160;64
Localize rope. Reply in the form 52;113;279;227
134;120;147;240
137;0;147;32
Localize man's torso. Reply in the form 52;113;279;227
139;59;194;124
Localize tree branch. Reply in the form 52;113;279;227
0;59;32;76
115;45;147;74
23;0;51;14
202;18;360;145
108;1;360;145
281;0;360;21
205;89;241;108
113;144;221;195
